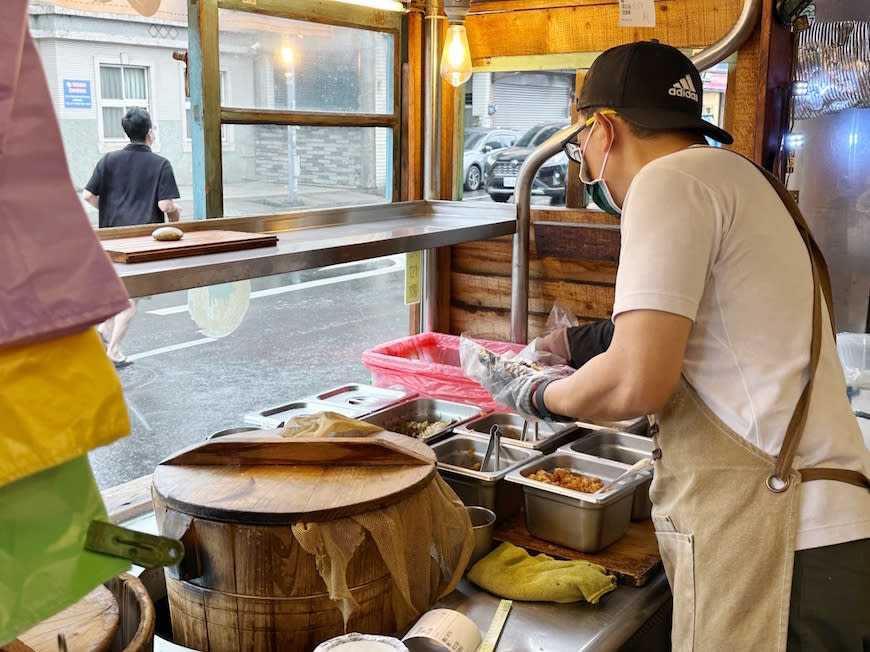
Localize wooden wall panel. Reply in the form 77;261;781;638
441;0;791;342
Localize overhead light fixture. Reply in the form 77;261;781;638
440;0;472;87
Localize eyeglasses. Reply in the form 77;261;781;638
562;109;617;164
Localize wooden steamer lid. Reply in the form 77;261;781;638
151;430;437;524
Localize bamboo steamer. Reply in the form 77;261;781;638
151;432;438;652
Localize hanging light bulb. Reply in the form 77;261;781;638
440;23;472;87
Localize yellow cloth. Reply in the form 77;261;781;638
279;411;383;438
466;541;617;604
0;328;130;488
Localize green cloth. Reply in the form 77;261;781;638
466;542;617;604
0;456;130;646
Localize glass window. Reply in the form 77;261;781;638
98;64;149;141
221;125;392;216
217;10;394;115
184;70;231;144
87;256;410;489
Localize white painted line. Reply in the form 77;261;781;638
147;259;402;316
128;337;216;361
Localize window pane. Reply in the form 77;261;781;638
100;66;123;99
102;107;125;138
86;258;410;489
221;125;391;216
123;67;147;101
218;9;393;114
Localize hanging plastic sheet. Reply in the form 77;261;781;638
0;328;130;489
0;456;131;646
0;0;130;351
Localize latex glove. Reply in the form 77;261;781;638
460;335;573;421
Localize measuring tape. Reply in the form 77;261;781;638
478;599;512;652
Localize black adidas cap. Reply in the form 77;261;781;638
577;40;733;145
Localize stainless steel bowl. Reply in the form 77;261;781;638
560;430;654;521
506;451;644;552
454;411;582;453
361;397;485;444
432;434;541;522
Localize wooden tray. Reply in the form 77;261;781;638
493;512;662;587
102;229;278;263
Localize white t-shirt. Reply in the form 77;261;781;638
613;146;870;550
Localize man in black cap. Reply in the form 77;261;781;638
472;41;870;650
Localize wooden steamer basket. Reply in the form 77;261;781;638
151;431;444;652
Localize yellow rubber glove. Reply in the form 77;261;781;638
466;542;617;604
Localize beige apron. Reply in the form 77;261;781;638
648;164;870;652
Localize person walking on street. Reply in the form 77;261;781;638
82;107;181;368
469;41;870;651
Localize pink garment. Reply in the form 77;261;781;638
0;1;130;350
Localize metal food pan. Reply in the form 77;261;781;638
560;430;654;521
303;384;413;415
431;434;542;522
242;400;359;429
506;452;643;552
360;397;485;444
453;412;583;454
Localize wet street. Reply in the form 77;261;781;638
88;257;409;490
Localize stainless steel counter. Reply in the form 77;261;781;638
103;201;516;298
121;509;670;652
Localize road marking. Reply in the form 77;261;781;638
147;260;402;316
128;337;216;361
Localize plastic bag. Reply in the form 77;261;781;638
511;301;580;367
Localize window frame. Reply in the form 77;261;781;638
93;57;159;154
182;69;234;152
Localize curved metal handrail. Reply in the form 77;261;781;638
509;0;764;343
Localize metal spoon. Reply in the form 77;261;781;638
594;456;654;493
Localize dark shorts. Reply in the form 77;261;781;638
788;537;870;651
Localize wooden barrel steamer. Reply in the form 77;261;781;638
151;433;440;652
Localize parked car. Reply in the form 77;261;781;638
484;121;570;203
463;128;518;191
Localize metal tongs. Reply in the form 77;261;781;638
594;456;654;493
481;424;502;472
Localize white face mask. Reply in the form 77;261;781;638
579;119;622;216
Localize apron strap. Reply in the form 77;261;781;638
753;165;870;491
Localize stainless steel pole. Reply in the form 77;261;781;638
422;0;443;332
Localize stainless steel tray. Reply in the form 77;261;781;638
432;434;541;522
242;400;359;428
560;430;654;520
302;384;413;414
361;397;485;443
506;451;644;552
453;412;583;453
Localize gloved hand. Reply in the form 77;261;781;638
459;335;573;421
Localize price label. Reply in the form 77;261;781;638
618;0;656;27
405;250;422;305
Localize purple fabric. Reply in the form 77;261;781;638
0;2;130;350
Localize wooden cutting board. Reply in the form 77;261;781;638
102;229;278;263
152;432;438;524
493;512;662;587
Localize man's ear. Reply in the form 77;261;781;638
595;112;616;151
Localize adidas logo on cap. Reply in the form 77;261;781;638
668;74;698;102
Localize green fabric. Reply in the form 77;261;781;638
0;456;130;646
466;541;617;604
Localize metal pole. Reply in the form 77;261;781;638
422;1;443;332
285;66;298;205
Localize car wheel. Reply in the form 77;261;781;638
465;165;482;192
490;194;510;203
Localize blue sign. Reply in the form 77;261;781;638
63;79;92;108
